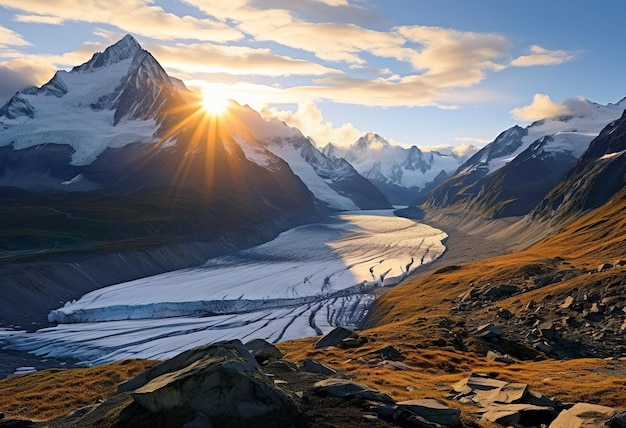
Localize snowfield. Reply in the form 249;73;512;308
5;210;446;365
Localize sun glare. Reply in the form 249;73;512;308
201;87;231;116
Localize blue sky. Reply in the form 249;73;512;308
0;0;625;152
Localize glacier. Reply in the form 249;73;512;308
4;210;446;366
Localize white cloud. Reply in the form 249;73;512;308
510;94;592;121
14;14;64;25
0;25;29;46
147;42;342;77
511;45;576;67
419;143;479;158
261;102;361;147
0;0;242;42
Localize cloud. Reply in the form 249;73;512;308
454;136;491;145
14;14;64;24
261;102;361;147
147;42;342;77
419;143;479;158
511;45;576;67
510;94;594;121
0;0;242;42
0;25;29;46
0;59;56;104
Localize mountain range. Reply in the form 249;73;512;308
420;97;626;219
323;133;470;205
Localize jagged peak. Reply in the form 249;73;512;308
354;132;390;150
72;34;143;73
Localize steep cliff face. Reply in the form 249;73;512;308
531;110;626;224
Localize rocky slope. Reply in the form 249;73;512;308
423;99;626;218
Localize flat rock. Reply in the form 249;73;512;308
475;323;503;341
453;372;508;394
298;358;339;376
486;350;515;364
313;378;394;403
314;326;357;349
481;403;556;426
397;399;462;427
473;382;529;406
245;338;283;363
549;402;618;427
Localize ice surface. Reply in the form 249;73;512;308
6;210;446;365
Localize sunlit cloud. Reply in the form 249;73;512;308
261;102;361;147
511;45;577;67
14;14;64;25
0;25;29;46
419;142;479;158
0;57;57;104
0;0;242;42
510;93;594;121
147;42;341;77
454;136;491;145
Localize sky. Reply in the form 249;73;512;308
1;1;625;153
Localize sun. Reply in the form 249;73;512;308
201;86;231;116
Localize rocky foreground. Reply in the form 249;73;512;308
2;327;625;428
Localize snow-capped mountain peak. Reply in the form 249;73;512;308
0;35;183;165
323;132;467;204
72;34;142;74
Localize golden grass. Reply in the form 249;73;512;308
0;359;157;421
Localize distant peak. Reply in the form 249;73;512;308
355;132;390;150
73;34;143;73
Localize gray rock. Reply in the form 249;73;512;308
486;350;515;364
483;284;517;300
298;358;339;376
611;411;626;428
244;338;283;363
396;399;462;427
339;336;367;348
598;263;614;272
473;382;529;406
549;402;617;427
130;340;298;423
119;339;258;393
475;323;503;341
481;403;556;426
314;326;358;349
538;322;561;341
371;345;405;361
313;378;394;403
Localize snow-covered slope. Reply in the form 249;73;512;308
425;98;626;217
228;105;391;211
323;133;470;204
0;35;176;166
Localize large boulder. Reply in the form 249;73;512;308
118;339;258;393
313;326;358;348
549;403;618;427
124;340;300;426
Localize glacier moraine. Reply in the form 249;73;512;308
4;209;446;365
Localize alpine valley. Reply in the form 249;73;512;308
1;35;626;428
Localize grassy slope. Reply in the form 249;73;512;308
278;189;626;422
2;190;626;424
